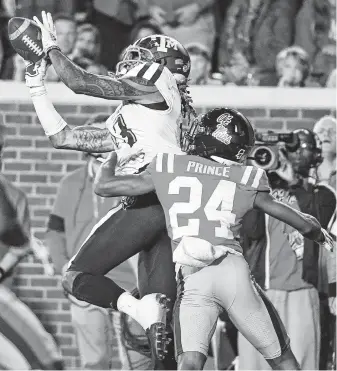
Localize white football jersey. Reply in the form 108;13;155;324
105;62;184;174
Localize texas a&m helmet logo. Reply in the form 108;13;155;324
151;35;179;52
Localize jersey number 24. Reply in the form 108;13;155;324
168;176;236;240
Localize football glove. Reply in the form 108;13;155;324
25;59;48;88
33;11;59;54
316;228;334;252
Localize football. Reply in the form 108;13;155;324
8;17;45;63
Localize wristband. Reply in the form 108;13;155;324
46;45;61;56
302;228;324;242
30;86;47;97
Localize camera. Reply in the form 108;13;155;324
247;132;299;170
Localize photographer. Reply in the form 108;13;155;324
239;129;336;370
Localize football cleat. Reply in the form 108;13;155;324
135;293;169;364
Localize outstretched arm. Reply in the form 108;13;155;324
25;60;115;152
33;11;164;102
254;191;331;247
47;49;163;102
31;88;115;152
49;125;115;152
94;152;155;197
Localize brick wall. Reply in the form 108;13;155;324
0;84;335;369
1;101;124;369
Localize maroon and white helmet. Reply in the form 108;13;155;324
116;34;191;81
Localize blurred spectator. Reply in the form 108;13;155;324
0;125;63;370
185;42;211;85
313;116;337;369
220;51;251;86
147;0;216;60
129;19;162;43
13;0;75;19
306;44;337;87
54;14;77;56
45;14;77;82
326;68;336;88
87;0;148;71
295;0;336;87
218;0;301;86
118;19;162;63
0;7;14;79
313;115;336;189
45;115;151;370
72;23;107;75
275;46;310;87
73;0;92;23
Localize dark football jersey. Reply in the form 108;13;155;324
147;153;270;253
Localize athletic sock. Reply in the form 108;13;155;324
72;272;125;308
117;292;140;320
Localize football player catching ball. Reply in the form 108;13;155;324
25;10;195;368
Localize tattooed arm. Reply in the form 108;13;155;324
48;49;164;103
49;125;115;152
29;83;115;152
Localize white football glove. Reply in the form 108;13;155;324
33;11;59;54
316;228;334;252
25;59;48;88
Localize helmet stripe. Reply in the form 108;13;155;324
136;63;151;78
149;65;164;84
124;63;145;77
143;63;160;80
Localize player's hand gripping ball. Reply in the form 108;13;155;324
8;17;45;63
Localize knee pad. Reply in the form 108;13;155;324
61;270;82;296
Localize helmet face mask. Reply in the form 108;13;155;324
182;114;206;152
183;108;255;163
116;34;191;79
116;46;155;76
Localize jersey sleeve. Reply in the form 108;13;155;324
120;62;179;110
236;166;271;192
253;168;271;193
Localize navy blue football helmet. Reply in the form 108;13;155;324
183;107;255;163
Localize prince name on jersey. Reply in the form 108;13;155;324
146;153;270;267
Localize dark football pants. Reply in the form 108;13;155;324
67;202;176;309
65;202;177;369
